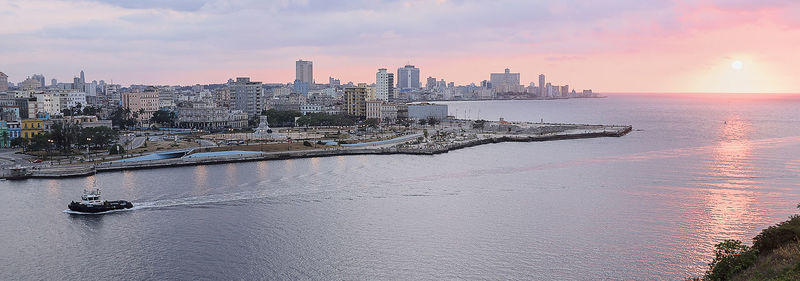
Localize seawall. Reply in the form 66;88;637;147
3;125;632;179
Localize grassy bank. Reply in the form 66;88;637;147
695;206;800;280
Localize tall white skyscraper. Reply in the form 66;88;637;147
375;68;395;101
295;60;313;85
397;65;420;90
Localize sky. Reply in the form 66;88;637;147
1;0;799;93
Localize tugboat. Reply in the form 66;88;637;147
68;189;133;213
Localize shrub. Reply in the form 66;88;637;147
753;215;800;253
303;140;312;147
705;240;757;281
108;144;125;155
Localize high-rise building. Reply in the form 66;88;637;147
426;77;437;90
31;74;45;88
0;72;9;91
538;74;546;97
73;77;82;91
79;70;85;92
345;85;367;118
375;68;395;101
230;77;264;116
489;68;521;93
397;65;420;90
545;82;553;98
51;79;57;87
296;60;313;85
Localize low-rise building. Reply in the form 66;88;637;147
380;103;398;123
21;119;44;139
0;122;9;147
62;115;113;128
408;103;448;120
300;104;321;115
366;100;382;120
176;104;248;130
7;121;21;139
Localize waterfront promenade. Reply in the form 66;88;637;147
0;121;632;179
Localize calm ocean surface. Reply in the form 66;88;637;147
3;94;800;280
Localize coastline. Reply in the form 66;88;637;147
1;124;631;179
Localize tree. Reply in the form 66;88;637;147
109;144;125;155
704;239;757;281
82;106;99;116
79;126;119;149
418;118;427;126
150;110;176;126
10;137;27;149
262;109;302;127
427;116;440;127
472;119;487;131
109;107;137;129
50;122;81;152
28;133;52;151
364;118;380;128
0;130;8;148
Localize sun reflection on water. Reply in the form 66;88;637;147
699;116;767;242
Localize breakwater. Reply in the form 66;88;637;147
2;125;631;179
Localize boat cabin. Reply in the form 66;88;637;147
80;190;103;205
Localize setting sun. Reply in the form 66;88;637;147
732;60;743;70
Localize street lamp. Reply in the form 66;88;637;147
47;139;54;161
86;137;92;154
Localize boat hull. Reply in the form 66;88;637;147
68;200;133;213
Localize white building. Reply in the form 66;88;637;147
366;100;382;120
61;91;87;110
300;104;322;115
30;93;62;118
375;68;395;101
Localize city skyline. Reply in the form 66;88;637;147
1;0;799;93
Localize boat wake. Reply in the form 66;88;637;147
63;189;278;215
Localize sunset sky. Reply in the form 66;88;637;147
1;0;799;93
